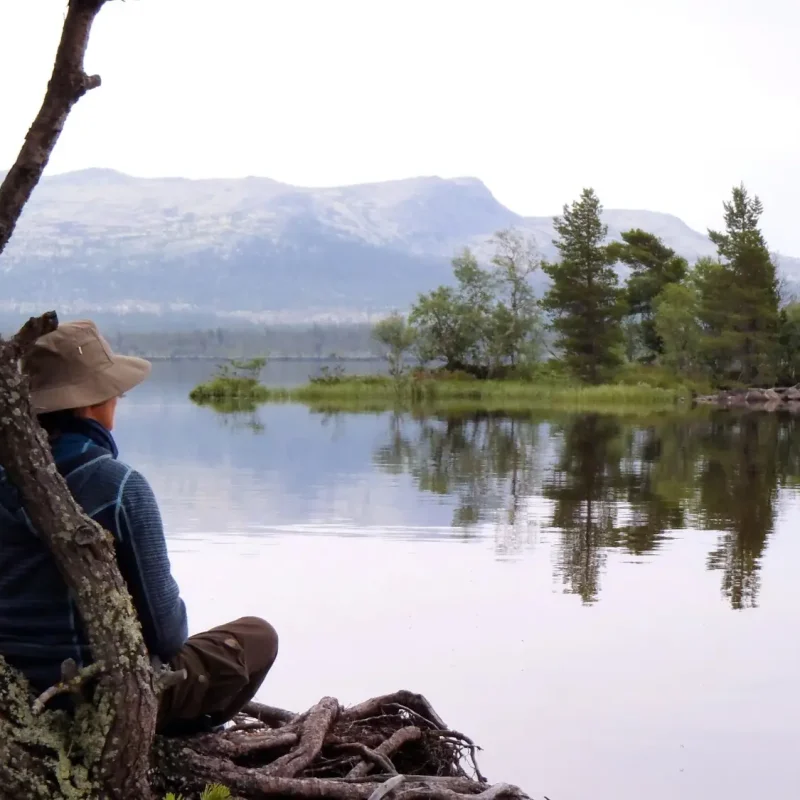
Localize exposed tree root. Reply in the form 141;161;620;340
153;690;532;800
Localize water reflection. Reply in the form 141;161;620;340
208;400;266;434
696;413;800;609
375;411;541;529
117;366;800;800
372;408;800;609
545;414;626;603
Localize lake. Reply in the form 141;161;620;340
114;360;800;800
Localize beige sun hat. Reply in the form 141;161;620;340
21;320;151;414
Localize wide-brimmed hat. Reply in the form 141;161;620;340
22;320;151;414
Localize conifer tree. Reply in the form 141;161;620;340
698;184;779;384
608;229;688;361
542;188;624;383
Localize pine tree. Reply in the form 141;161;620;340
699;184;779;384
542;188;624;383
607;229;688;361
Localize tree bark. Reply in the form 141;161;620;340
0;2;158;798
0;319;158;799
151;691;530;800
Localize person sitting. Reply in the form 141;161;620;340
0;319;278;734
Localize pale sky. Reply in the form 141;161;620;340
2;0;799;252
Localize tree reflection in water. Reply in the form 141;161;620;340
373;408;800;609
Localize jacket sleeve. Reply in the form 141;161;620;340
114;468;189;662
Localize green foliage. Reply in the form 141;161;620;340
487;229;543;369
614;362;710;396
372;313;417;378
542;188;625;383
777;301;800;385
260;371;686;413
189;375;271;404
693;256;734;379
409;285;472;368
190;354;271;405
215;355;268;381
699;183;780;384
653;281;703;376
410;367;479;382
164;784;231;800
409;248;495;370
408;235;542;375
521;358;574;384
310;363;348;384
608;228;688;360
202;785;232;800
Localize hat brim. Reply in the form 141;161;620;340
30;354;152;414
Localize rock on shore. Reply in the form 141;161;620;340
695;385;800;411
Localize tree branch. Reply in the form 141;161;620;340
7;310;59;355
263;696;340;778
343;692;447;729
243;699;298;727
334;742;399;777
31;660;104;715
0;0;108;257
346;727;421;779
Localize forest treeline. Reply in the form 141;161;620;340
69;182;799;390
373;184;800;388
106;323;381;360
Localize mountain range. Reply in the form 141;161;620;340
1;168;797;328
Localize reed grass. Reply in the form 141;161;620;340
256;375;691;412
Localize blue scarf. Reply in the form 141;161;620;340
49;416;119;463
0;416;118;516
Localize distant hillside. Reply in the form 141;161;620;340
2;169;797;327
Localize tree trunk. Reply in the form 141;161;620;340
0;2;158;797
0;329;157;800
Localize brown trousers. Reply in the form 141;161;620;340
157;616;279;735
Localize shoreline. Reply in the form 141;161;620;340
695;386;800;412
191;375;800;416
190;375;693;413
142;355;385;363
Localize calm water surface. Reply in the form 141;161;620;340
115;361;800;800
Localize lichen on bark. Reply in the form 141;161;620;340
0;2;159;796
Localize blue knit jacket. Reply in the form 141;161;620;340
0;417;188;691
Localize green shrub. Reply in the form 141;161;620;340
409;368;478;382
189;376;270;403
164;783;231;800
613;363;712;396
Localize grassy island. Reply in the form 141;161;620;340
193;363;694;414
189;347;704;414
189;357;270;405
